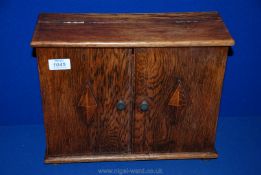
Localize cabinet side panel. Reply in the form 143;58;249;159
133;47;228;153
36;48;132;157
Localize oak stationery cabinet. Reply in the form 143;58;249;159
31;12;234;163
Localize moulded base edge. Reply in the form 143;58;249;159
45;151;218;163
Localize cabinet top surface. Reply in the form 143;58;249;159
31;12;235;47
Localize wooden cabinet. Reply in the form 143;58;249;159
31;12;234;163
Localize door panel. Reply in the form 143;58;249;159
37;48;132;156
133;47;228;153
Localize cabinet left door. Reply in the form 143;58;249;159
36;48;133;158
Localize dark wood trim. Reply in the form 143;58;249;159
45;151;218;163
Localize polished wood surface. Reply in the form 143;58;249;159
133;47;228;153
78;84;98;122
32;12;234;163
168;81;187;107
31;12;234;47
36;48;133;156
45;152;218;163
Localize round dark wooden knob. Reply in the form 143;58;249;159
140;100;149;112
116;100;126;111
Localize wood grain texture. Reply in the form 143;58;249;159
133;47;228;154
36;48;133;157
31;12;234;47
168;80;188;107
45;152;218;163
32;12;234;163
78;83;98;123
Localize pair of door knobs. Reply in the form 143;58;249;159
116;100;149;112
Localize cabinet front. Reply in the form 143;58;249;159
37;48;133;157
36;46;228;159
133;47;228;154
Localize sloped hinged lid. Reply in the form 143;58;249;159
31;12;235;47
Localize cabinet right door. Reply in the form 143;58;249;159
133;47;228;154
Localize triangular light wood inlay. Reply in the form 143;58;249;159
168;82;187;107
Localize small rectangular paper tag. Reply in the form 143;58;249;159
48;59;71;70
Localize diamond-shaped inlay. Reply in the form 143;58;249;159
78;84;97;120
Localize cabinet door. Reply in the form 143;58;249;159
133;47;228;153
37;48;132;157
